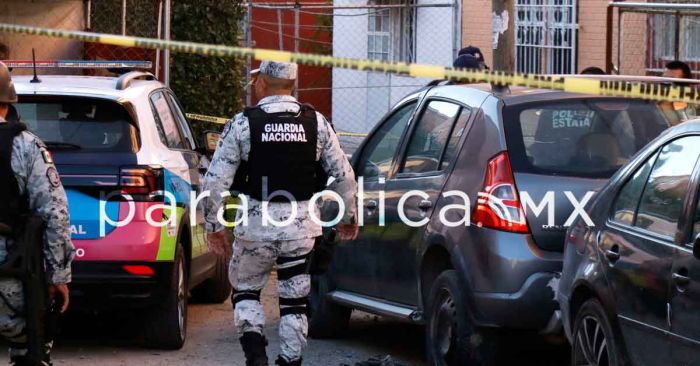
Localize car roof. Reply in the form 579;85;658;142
440;74;696;106
664;118;700;136
13;74;164;100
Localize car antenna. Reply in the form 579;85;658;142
30;48;41;83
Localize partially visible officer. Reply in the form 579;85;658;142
203;61;358;366
458;45;489;70
0;62;74;365
661;60;697;125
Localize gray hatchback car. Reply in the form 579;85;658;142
309;82;672;365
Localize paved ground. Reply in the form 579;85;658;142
1;275;570;365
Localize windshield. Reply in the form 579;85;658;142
15;97;138;152
505;99;669;178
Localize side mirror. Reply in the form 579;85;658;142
202;130;221;155
694;234;700;260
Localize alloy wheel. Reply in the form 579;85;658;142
573;315;610;366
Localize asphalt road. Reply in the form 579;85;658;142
1;275;570;365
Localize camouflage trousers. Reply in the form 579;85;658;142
0;277;52;361
229;238;315;362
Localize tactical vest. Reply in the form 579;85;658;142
0;121;29;231
232;103;324;202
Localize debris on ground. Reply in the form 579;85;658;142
340;354;409;366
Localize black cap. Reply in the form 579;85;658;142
453;54;481;69
458;45;488;69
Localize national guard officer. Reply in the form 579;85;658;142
203;61;358;366
0;62;75;365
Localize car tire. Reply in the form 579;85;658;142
571;299;623;366
192;253;232;304
144;243;187;350
308;273;351;339
426;270;496;366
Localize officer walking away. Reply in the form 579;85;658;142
0;62;74;365
203;61;358;366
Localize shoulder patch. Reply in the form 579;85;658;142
46;167;61;188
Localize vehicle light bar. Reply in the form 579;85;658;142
2;60;152;69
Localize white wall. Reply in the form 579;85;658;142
332;0;457;134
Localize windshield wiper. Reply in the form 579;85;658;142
44;141;82;150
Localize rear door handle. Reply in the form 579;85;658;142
605;245;621;263
418;200;433;210
365;200;378;211
673;270;691;288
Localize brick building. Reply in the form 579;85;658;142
461;0;700;77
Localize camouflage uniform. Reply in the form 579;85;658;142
203;65;357;363
0;116;75;361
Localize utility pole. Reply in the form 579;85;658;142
491;0;515;72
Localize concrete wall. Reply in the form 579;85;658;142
0;0;85;75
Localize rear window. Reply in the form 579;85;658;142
504;99;669;178
15;97;138;152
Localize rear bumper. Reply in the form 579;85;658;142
457;227;563;331
472;272;560;332
70;261;173;310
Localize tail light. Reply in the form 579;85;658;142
122;265;155;276
473;152;529;233
119;165;163;197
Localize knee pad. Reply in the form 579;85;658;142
279;296;308;317
276;253;310;281
231;289;262;309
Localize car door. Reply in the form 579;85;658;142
163;91;210;261
149;91;206;264
602;135;700;365
332;99;418;298
376;100;472;305
670;150;700;365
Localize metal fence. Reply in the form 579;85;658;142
243;0;461;153
515;0;578;75
0;0;167;78
0;0;459;153
611;1;700;77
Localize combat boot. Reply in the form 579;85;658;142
240;331;269;366
275;355;302;366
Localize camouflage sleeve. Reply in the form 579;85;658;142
317;113;358;224
14;133;75;285
202;115;246;233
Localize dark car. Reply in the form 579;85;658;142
309;82;672;365
559;120;700;366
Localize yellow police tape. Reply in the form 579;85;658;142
185;113;228;125
1;22;699;105
185;113;368;137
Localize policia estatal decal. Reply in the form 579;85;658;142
0;62;75;366
202;61;359;366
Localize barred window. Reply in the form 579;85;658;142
367;0;416;62
650;14;700;63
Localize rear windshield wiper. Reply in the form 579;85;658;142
44;141;82;150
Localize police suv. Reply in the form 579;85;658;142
9;61;229;349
